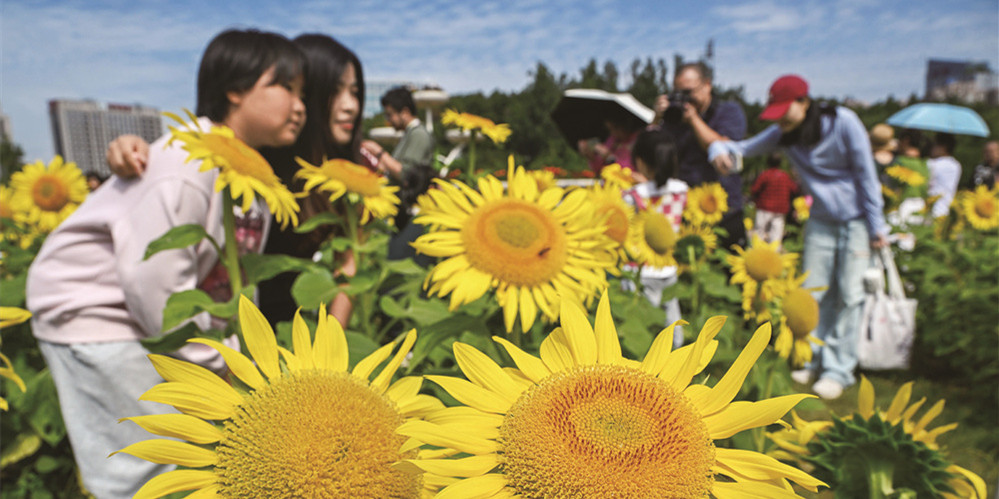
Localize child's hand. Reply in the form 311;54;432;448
106;134;149;178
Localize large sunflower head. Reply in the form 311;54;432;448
770;377;987;499
626;205;679;268
599;163;635;190
773;273;823;368
117;297;444;498
412;156;612;333
684;183;728;226
441;109;511;144
728;235;798;308
586;184;633;266
8;155;88;233
957;185;999;231
165;110;299;229
397;291;824;497
294;157;401;224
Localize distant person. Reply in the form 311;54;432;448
27;29;306;498
577;114;644;175
85;172;106;191
926;132;960;218
654;62;748;248
621;127;687;348
750;152;799;246
972;140;999;189
361;86;434;179
707;74;888;400
869;123;896;172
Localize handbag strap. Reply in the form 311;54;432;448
879;246;906;300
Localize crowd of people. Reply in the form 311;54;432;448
20;25;995;497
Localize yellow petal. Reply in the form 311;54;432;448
518;286;538;332
291;309;315;369
704;394;814;439
147;354;242;407
426;375;512;414
711;480;802;499
237;295;279;380
114;439;216;467
858;375;875;420
946;464;988;499
687;323;770;416
714;447;825;491
913;399;945;434
664;316;725;389
492;336;551;384
539;327;575;373
884;381;913;423
501;287;518;333
371;330;418;394
425;406;505;428
182;485;219;499
133;469;217;499
139;383;235;421
385;376;423;404
558;298;598;365
395;420;499;456
436;474;510;499
187;338;264;391
452;342;523;404
313;304;349;372
401;454;500;478
120;414;223;444
593;290;622;365
639;321;683;375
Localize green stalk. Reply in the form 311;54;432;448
687;245;700;321
220;188;243;300
466;130;478;184
863;455;896;499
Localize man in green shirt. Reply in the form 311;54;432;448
362;86;434;179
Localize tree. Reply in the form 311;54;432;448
1;133;25;184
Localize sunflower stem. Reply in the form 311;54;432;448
863;454;896;499
221;188;243;301
466;130;478;184
687;245;700;320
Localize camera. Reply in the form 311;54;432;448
662;89;692;124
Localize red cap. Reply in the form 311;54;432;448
759;75;809;120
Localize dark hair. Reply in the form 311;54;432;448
291;33;365;165
766;152;783;168
381;87;417;115
778;99;836;147
898;129;930;157
195;29;305;122
675;61;713;83
395;163;437;227
632;127;679;188
934;132;956;155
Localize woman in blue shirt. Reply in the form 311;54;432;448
708;75;888;400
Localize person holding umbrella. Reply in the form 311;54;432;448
577;114;644;175
707;74;889;400
927;133;961;218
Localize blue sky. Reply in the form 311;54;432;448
2;0;997;163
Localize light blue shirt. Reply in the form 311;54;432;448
708;107;887;238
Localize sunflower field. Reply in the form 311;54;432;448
1;110;997;498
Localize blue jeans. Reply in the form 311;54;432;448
802;218;872;387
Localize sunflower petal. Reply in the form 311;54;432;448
395;420;500;456
114;439;217;467
452;342;523;404
666;316;725;390
353;342;394;381
371;330;418;394
539;327;575;373
188;338;264;391
291;309;315;369
639;321;683;375
426;375;512;414
885;381;913;423
237;295;279;380
714;447;825;491
558;299;597;365
858;375;875;420
493;336;551;384
436;474;510;499
687;322;771;416
593;290;623;365
133;469;217;499
400;454;500;478
147;354;242;406
704;394;814;439
139;383;235;420
120;414;223;444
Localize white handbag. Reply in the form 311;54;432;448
858;247;917;370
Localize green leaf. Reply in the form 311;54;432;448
160;289;240;331
291;270;341;309
140;322;218;354
143;224;214;260
294;212;343;233
34;456;59;474
409;313;488;369
382;259;427;276
0;274;27;307
241;253;317;286
23;370;66;446
342;269;379;296
0;433;42;469
328;237;352;252
345;331;381;369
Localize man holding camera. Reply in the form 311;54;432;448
655;62;748;247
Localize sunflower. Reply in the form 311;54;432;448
886;165;927;187
685;183;728;226
626;204;679;268
396;292;824;498
770;377;987;499
116;297;445;498
8;156;88;233
587;183;633;263
792;196;810;222
165;110;299;229
441;109;511;144
728;235;798;319
527;168;557;192
412;157;612;333
675;222;718;272
957;185;999;231
773;273;823;368
599;163;635;190
0;307;31;411
0;185;34;249
295;157;401;224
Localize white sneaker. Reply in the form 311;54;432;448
790;369;813;385
812;378;844;400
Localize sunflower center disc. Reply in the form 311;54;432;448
744;247;783;282
500;364;714;498
643;213;676;255
215;370;420;498
32;175;70;211
463;199;568;287
699;195;718;214
784;288;819;338
975;197;995;218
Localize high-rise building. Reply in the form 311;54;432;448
49;99;163;177
925;59;998;105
